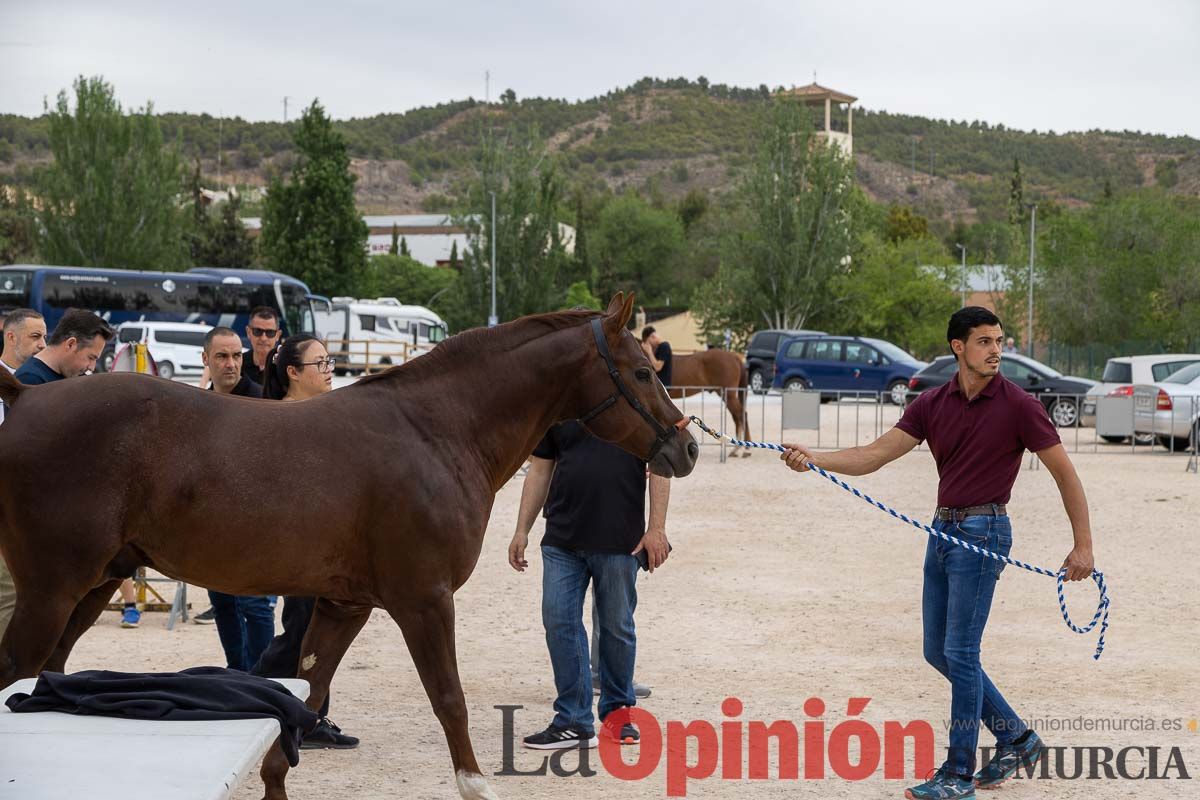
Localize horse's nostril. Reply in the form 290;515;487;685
687;441;699;459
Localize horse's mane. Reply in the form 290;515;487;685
353;308;601;387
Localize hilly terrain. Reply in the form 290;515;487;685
3;77;1198;224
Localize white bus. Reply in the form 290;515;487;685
314;297;448;373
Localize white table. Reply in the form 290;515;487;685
0;677;309;800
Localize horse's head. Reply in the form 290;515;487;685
575;293;699;478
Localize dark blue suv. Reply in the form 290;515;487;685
771;335;927;405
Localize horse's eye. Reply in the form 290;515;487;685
635;368;652;383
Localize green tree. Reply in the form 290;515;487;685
831;232;960;359
692;99;860;345
184;163;256;268
260;99;367;295
389;223;399;255
884;205;929;243
456;124;570;325
399;236;409;257
563;280;602;310
1008;156;1025;226
37;76;186;269
677;188;709;234
592;193;685;304
354;254;467;331
0;186;37;263
448;239;459;269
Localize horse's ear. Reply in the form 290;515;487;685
602;292;635;339
604;292;626;318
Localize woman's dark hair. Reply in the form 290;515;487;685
263;334;322;400
946;306;1002;355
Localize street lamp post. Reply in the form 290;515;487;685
488;192;498;328
1025;203;1037;358
955;243;967;306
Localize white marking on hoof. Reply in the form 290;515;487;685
456;770;498;800
300;653;317;671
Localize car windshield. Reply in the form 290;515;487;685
1163;362;1200;384
863;338;915;363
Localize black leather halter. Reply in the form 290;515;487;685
578;318;687;462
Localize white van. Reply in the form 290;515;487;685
314;297;448;372
110;321;213;380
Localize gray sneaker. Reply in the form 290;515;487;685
592;677;652;698
192;607;216;625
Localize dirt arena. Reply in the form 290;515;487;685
69;401;1199;799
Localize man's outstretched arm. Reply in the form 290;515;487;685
781;427;920;477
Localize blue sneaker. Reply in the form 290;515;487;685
120;606;141;628
906;767;976;799
974;730;1044;789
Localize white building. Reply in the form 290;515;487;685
241;214;575;268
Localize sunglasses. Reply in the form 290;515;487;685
250;327;280;338
299;356;337;374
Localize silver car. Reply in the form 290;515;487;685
1132;362;1200;451
1081;354;1200;438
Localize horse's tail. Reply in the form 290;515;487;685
0;365;25;408
737;358;750;435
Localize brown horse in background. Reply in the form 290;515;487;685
669;349;753;456
0;293;697;800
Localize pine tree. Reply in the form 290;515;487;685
1008;157;1025;226
448;240;459;269
389;223;399;255
260;100;367;294
399;236;409;257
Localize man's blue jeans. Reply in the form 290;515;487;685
923;513;1027;776
541;546;638;733
209;590;275;672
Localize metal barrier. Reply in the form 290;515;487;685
322;338;436;374
687;387;1199;467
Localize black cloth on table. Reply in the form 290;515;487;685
4;666;317;767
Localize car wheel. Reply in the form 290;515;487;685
1134;433;1155;446
749;369;766;395
784;377;809;392
1099;435;1126;444
157;361;175;380
1157;433;1193;452
1048;397;1077;428
886;379;908;406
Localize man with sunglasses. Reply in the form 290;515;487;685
242;306;282;386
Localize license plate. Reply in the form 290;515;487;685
1135;396;1152;408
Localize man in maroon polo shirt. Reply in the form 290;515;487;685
781;307;1095;800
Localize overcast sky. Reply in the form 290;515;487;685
2;0;1197;137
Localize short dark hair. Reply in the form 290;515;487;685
48;309;113;347
204;326;242;352
3;308;42;335
947;307;1002;352
249;306;278;324
641;326;656;342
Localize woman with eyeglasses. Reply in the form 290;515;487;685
251;334;358;748
261;334;335;401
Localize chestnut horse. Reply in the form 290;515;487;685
668;349;753;456
0;293;697;800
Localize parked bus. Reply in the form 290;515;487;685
0;265;318;339
314;296;447;373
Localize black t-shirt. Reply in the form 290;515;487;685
532;421;647;554
209;376;263;398
241;350;266;386
654;342;672;386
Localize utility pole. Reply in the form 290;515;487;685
283;96;290;122
956;243;967;306
1025;203;1038;358
488;191;498;327
217;113;223;190
485;70;490;105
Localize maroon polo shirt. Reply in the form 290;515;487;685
895;372;1060;508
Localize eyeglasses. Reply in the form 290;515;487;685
299;356;337;374
250;327;280;338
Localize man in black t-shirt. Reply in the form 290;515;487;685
508;421;671;750
242;306;281;386
640;325;672;387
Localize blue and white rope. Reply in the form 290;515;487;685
689;415;1110;660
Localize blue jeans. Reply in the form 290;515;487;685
923;513;1026;776
209;590;275;673
541;546;638;732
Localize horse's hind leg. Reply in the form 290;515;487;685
390;591;497;800
259;598;371;800
40;578;122;673
0;591;86;688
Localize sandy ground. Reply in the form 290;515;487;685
64;401;1199;799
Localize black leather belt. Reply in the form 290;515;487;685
934;504;1007;523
